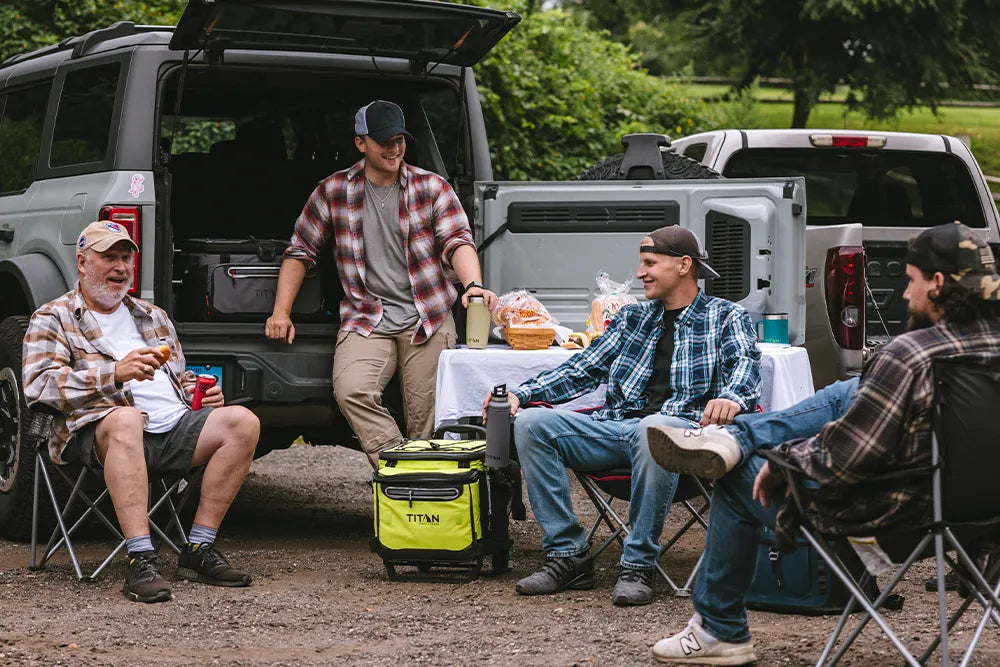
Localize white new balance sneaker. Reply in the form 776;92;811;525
652;614;757;665
646;424;742;479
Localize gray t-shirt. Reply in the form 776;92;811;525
362;180;419;334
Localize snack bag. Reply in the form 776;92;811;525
586;272;637;335
492;290;559;328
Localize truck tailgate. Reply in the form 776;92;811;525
475;178;806;343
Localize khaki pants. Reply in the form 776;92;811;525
332;315;457;468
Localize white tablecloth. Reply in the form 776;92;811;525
434;342;814;427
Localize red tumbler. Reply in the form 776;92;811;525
191;374;217;410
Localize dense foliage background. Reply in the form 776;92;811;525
0;0;723;180
1;0;996;179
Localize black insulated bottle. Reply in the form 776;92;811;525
485;384;512;468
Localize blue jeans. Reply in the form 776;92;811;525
514;409;698;570
728;377;859;460
693;376;860;643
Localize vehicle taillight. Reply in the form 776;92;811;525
809;134;886;148
98;205;141;295
825;246;865;350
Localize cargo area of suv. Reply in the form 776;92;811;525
158;66;470;326
0;0;520;539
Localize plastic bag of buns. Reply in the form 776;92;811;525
586;272;637;335
492;290;559;328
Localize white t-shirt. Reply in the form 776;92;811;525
89;303;188;433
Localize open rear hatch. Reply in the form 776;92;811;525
170;0;520;69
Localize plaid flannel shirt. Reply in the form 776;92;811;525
284;159;474;344
511;291;762;421
776;316;1000;536
22;287;196;464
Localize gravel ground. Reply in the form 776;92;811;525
1;444;998;666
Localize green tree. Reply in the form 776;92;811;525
0;1;184;65
567;0;1000;128
467;0;716;178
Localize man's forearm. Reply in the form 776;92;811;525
449;244;482;288
272;258;309;316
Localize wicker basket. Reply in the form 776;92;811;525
503;326;556;350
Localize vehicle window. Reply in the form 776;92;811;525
682;143;707;162
421;87;464;177
50;63;120;167
161;118;237;154
722;148;988;228
0;82;51;194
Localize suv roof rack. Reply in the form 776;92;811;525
1;21;175;69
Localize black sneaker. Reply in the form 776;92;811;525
611;567;654;606
124;551;172;603
515;552;595;595
176;543;252;587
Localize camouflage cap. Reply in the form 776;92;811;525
906;221;1000;301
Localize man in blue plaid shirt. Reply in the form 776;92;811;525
484;226;761;606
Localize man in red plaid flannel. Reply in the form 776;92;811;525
267;100;496;467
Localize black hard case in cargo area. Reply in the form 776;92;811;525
174;238;331;322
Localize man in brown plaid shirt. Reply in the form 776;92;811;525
645;222;1000;664
23;221;260;603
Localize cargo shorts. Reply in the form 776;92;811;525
65;407;214;477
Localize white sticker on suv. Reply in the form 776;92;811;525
128;173;145;198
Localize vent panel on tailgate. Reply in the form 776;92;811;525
705;212;750;302
508;202;680;232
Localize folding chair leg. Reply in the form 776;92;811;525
935;532;951;666
33;456;84;580
823;539;929;667
803;529;923;667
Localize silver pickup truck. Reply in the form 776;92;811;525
483;130;1000;389
672;129;1000;385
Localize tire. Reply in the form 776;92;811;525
577;151;722;181
0;315;39;541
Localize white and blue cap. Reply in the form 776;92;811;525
76;220;138;253
354;100;414;144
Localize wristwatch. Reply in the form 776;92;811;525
464;280;485;292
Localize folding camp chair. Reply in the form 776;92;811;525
576;469;711;596
761;356;1000;666
26;408;201;581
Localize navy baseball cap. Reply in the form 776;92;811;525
354;100;414;144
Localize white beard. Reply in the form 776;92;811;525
81;271;131;311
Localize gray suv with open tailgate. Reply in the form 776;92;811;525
0;0;519;539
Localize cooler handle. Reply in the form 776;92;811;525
433;423;487;439
226;266;280;280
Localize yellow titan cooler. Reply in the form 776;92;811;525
371;428;513;581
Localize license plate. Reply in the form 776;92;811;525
186;364;223;385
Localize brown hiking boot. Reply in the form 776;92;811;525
124;551;172;603
177;543;252;587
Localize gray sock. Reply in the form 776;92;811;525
126;535;154;555
188;524;217;545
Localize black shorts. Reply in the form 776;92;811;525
65;408;214;477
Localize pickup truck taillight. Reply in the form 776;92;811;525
825;246;865;350
99;205;141;295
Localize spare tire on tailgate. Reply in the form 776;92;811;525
578;151;722;181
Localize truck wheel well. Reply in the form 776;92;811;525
0;277;29;320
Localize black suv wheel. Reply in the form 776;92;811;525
0;315;38;541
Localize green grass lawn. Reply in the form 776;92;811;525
682;83;1000;182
